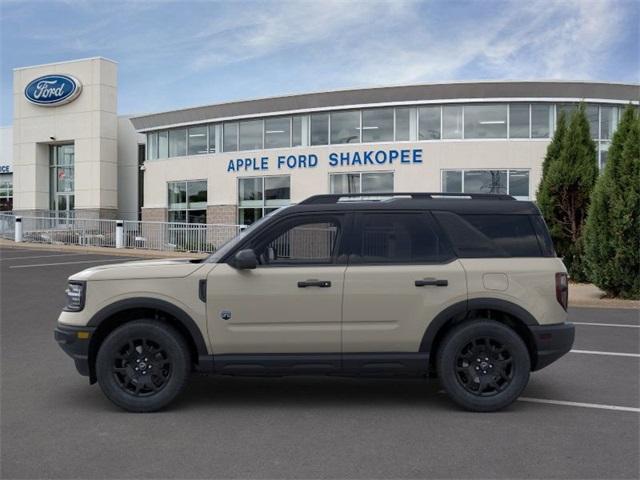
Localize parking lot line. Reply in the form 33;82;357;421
570;349;640;358
9;258;143;269
0;253;91;261
573;322;640;328
518;397;640;413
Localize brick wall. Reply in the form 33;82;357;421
207;205;237;225
141;208;167;223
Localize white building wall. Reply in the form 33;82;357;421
12;57;118;216
116;116;144;220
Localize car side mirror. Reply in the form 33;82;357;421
231;249;258;270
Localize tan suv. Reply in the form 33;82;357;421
54;193;574;412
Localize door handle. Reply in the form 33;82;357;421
415;278;448;287
298;279;332;288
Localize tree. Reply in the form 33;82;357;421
584;106;640;298
537;104;598;281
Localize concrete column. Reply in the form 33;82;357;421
14;216;22;242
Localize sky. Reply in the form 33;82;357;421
1;0;638;126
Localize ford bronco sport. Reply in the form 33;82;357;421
55;193;574;412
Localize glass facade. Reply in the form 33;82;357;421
49;144;75;217
330;172;394;194
238;176;290;225
168;180;207;223
144;102;624;160
0;173;12;211
442;169;530;200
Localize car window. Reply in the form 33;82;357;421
353;212;452;264
255;217;341;266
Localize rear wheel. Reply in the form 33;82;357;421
437;320;530;412
96;320;191;412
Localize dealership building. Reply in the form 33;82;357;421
4;57;638;224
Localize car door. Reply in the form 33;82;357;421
341;211;467;354
206;213;348;357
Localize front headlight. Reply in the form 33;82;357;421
63;281;86;312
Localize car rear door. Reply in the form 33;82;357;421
341;211;467;355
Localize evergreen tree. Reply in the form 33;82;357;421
584;106;640;298
537;104;598;281
540;111;567;181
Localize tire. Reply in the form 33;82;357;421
96;320;191;412
436;320;530;412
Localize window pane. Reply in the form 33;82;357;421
168;210;186;223
265;117;291;149
223;122;238;152
158;131;168;159
239;177;262;206
395;107;411;141
147;132;158;160
442;170;462;193
362;108;393;142
187;180;207;209
462;214;541;257
168;182;187;209
208;124;216;153
600;106;619;140
442;106;463;139
464;104;507;139
508;170;529;198
263;220;340;264
556;103;577;121
187;210;207;224
310;113;329;145
599;142;610;170
292;116;303;146
239;208;262;226
531;104;552;138
330;110;360;144
463;170;507;195
330;173;360;194
265;176;290;206
239;120;263;150
419;106;441;140
509;104;529;138
188;126;208;155
358;213;451;263
362;172;393;193
586;105;599;139
169;129;187;157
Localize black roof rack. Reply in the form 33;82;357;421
299;192;515;205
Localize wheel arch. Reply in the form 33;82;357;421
86;298;209;383
421;298;539;374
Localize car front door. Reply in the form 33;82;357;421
341;211;467;357
206;213;348;362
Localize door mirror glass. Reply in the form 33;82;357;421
232;249;258;269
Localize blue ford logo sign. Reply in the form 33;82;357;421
24;74;82;106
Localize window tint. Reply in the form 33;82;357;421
442;106;463;139
434;211;542;257
355;213;452;263
464;104;507;139
362;108;393;142
169;128;187;157
239;120;263;150
223;122;238;152
509;104;529;138
395;107;411;141
531;104;552;138
188;126;208;155
258;218;340;265
265;117;291;149
330;110;360;144
310;113;329;145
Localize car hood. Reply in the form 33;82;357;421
69;258;206;281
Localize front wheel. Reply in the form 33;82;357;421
96;320;191;412
437;320;530;412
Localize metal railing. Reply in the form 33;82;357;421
0;213;246;254
20;216;118;247
0;213;15;240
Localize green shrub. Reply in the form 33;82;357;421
537;104;598;281
584;106;640;299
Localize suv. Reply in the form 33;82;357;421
55;193;574;412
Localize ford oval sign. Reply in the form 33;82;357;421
24;74;82;106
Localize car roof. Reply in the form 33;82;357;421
282;193;540;215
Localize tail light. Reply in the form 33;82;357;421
555;273;568;311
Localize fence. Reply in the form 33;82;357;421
0;213;246;253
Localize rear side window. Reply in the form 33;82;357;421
433;212;543;257
353;212;453;264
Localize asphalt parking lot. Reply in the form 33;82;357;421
1;245;638;479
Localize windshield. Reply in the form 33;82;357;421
205;205;291;263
